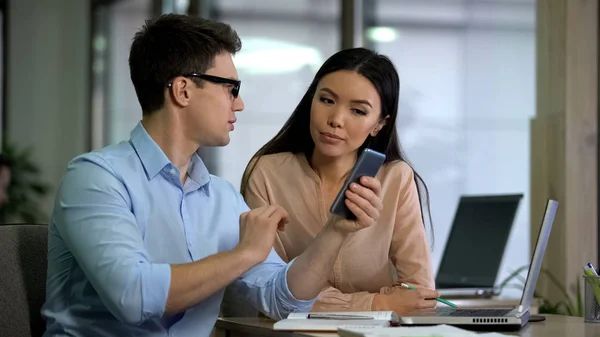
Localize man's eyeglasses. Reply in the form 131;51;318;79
167;73;241;98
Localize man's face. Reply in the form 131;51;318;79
182;52;245;147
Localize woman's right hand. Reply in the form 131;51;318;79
372;286;440;314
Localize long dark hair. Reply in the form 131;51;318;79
241;47;433;238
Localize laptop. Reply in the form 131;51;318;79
399;199;558;330
436;194;523;298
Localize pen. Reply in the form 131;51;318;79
400;283;459;308
583;263;600;304
306;314;374;320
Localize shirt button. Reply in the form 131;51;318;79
170;168;176;175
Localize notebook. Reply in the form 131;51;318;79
436;194;523;298
273;311;398;331
397;199;558;330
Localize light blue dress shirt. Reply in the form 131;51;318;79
41;122;315;337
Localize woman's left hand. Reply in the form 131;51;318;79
330;176;383;233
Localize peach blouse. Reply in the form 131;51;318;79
244;152;434;311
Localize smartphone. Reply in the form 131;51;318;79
330;148;386;220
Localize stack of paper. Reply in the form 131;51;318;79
273;311;398;331
338;324;512;337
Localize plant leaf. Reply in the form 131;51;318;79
496;264;585;317
0;142;50;224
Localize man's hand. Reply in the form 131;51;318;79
234;205;289;265
329;176;383;233
166;205;288;315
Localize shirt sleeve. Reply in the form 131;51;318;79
243;162;290;262
242;159;375;312
389;163;435;289
228;198;316;320
310;286;376;311
52;156;171;325
316;163;435;310
243;160;373;313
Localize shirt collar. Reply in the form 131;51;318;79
130;122;170;180
188;151;211;187
130;122;212;188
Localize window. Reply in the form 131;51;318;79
91;0;153;148
212;0;341;188
371;0;536;296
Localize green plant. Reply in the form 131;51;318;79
0;142;50;223
498;265;583;317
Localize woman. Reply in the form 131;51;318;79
240;48;437;313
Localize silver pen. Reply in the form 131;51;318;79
306;314;374;320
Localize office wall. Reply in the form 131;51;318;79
533;0;598;303
6;0;90;221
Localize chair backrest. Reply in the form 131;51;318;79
0;224;48;337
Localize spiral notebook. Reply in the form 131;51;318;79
273;311;398;331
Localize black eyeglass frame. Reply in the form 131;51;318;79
167;73;241;98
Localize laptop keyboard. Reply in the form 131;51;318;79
438;308;512;317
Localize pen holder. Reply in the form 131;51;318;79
583;275;600;323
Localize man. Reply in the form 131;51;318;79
42;14;384;336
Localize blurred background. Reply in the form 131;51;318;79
0;0;596;312
89;0;536;297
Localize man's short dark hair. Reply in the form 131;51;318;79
129;14;242;115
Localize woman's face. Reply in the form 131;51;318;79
309;70;386;159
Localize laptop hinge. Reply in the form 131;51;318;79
515;306;528;318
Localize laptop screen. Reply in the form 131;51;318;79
518;199;558;311
436;194;523;289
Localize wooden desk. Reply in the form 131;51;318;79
214;315;600;337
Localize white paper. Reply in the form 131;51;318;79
274;311;397;331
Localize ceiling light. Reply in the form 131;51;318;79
367;27;398;43
234;37;323;75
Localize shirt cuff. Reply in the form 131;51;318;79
277;257;318;313
360;293;377;311
141;263;172;320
